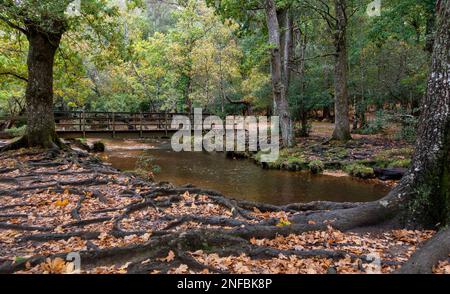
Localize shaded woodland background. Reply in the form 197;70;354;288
0;0;434;143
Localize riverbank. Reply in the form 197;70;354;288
0;148;448;274
96;139;390;205
228;122;413;183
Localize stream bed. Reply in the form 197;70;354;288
97;139;390;205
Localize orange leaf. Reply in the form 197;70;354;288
164;250;175;262
54;199;69;207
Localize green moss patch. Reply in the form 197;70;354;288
344;164;375;179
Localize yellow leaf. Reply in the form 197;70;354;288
84;191;93;198
54;199;69;207
276;218;292;227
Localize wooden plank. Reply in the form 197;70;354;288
112;112;115;138
139;112;143;138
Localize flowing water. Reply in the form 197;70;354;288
96;139;389;205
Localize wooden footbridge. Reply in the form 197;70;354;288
0;111;205;139
54;111;198;138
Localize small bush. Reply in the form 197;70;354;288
125;169;154;182
344;164;375;179
134;155;161;176
309;160;324;174
282;156;308;171
77;137;87;144
152;164;162;174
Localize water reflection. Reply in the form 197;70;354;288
97;139;389;205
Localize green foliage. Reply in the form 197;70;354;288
126;154;161;181
344;164;375;179
152;164;162;174
388;159;412;169
5;125;26;137
373;148;414;168
355;111;388;135
14;256;27;264
308;160;324;174
395;114;418;143
0;0;434;137
367;0;436;46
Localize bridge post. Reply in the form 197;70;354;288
165;112;168;136
157;113;161;130
112;112;116;138
79;112;82;132
82;111;86;138
139;112;143;138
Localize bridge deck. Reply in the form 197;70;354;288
1;111;210;138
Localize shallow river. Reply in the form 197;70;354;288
97;139;389;205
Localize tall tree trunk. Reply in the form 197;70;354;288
278;8;293;91
265;0;293;147
405;0;450;225
295;23;309;137
331;0;351;141
397;5;450;266
23;27;62;148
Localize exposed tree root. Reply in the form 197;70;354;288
396;227;450;274
62;217;113;228
0;135;67;152
0;222;53;231
0;148;445;274
17;231;101;242
0;136;29;152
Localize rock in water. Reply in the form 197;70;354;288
92;141;106;153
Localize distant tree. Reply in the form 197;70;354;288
208;0;294;146
302;0;357;141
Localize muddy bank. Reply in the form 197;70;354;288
226;136;412;183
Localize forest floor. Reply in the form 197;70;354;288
0;146;448;274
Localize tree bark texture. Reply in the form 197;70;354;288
12;24;64;149
331;0;351;141
265;0;294;147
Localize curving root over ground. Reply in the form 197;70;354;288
0;149;448;274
